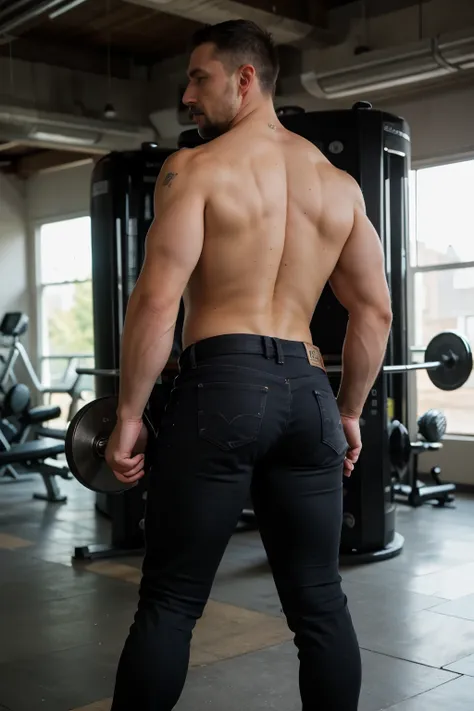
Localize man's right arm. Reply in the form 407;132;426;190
329;186;393;418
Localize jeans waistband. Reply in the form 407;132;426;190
178;334;325;371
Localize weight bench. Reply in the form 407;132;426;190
0;437;70;503
1;383;63;445
392;440;456;507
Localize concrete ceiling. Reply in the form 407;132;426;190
0;0;427;76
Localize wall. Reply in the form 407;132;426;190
377;79;474;166
0;174;28;316
0;173;32;387
0;55;151;129
418;437;473;487
27;161;94;223
0;174;29;334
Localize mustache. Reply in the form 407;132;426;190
189;108;204;119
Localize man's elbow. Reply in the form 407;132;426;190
130;289;179;324
371;303;393;341
377;301;393;327
349;299;393;330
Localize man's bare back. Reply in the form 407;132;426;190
111;17;392;481
182;120;360;348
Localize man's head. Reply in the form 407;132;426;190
182;20;279;139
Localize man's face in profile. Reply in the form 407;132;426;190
183;42;241;139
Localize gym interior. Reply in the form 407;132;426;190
1;1;474;709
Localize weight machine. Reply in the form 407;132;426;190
0;312;89;426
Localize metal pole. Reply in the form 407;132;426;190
325;360;441;375
80;361;443;379
383;361;441;374
76;368;120;378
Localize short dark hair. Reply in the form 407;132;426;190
190;20;279;95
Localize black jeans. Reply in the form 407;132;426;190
111;334;361;711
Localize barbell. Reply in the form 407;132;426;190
326;331;472;391
66;330;472;495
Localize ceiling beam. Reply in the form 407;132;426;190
0;140;20;151
14;149;94;178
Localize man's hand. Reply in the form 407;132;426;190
340;415;362;478
105;418;148;485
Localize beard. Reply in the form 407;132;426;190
191;84;239;140
196;115;228;140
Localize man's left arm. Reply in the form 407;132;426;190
117;150;205;422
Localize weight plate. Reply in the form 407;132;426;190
425;331;473;391
389;419;411;470
65;395;135;495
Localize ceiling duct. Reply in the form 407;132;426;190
0;0;76;35
301;29;474;99
126;0;334;47
0;105;156;152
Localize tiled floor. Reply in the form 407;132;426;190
1;473;474;710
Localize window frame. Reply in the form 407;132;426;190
32;210;93;385
407;156;474;441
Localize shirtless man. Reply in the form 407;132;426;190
105;19;393;711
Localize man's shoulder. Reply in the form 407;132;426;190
162;147;200;171
159;147;213;188
282;129;360;186
318;162;363;203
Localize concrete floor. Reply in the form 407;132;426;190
1;473;474;710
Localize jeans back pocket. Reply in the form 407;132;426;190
198;381;268;452
313;389;348;456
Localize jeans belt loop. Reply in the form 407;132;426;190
274;338;285;365
189;344;197;369
262;336;272;360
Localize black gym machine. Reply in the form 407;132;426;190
67;103;471;564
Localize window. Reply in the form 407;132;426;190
410;159;474;436
37;216;95;421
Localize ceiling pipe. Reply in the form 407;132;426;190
301;29;474;99
0;104;157;151
49;0;89;20
0;0;71;35
0;0;39;23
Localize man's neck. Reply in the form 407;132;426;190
229;99;279;131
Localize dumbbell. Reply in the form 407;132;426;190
65;395;155;494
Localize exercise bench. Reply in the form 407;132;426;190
0;437;70;503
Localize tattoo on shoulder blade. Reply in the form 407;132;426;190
163;171;178;187
268;123;276;130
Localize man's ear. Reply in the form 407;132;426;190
239;64;256;95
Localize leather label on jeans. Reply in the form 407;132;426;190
304;343;324;369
